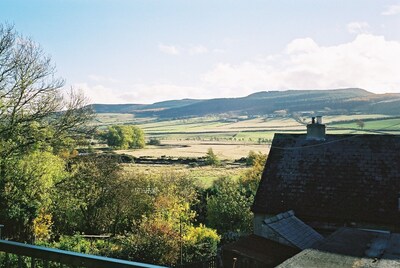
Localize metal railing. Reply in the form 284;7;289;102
174;257;219;268
0;239;167;268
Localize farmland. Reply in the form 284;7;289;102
94;113;400;161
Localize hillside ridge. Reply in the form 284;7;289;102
90;88;400;117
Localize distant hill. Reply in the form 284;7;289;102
90;99;201;114
90;88;400;118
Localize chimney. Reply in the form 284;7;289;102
307;116;325;141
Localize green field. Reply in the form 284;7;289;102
328;117;400;133
122;163;249;188
94;113;400;187
94;113;399;160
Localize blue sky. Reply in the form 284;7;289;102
1;0;400;103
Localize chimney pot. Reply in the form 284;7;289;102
307;116;325;141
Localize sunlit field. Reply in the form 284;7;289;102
122;164;249;188
94;113;399;161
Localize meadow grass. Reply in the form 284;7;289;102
118;140;270;160
122;163;249;188
328;117;400;132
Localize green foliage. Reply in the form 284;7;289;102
53;235;92;254
246;150;266;166
147;137;161;145
0;24;93;241
104;125;145;149
356;120;365;129
121;217;181;266
207;177;253;242
53;155;124;235
205;148;220;166
183;224;220;263
241;151;266;196
206;153;266;243
0;151;65;241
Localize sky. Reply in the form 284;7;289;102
1;0;400;104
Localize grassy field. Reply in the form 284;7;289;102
328;117;400;133
122;163;249;188
119;140;270;159
94;113;399;188
94;113;398;160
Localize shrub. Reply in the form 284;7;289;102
205;148;220;166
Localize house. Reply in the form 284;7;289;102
222;117;400;267
252;117;400;234
277;227;400;268
222;234;300;268
259;210;323;249
222;210;323;267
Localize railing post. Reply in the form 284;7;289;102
5;252;9;268
18;255;22;268
0;224;4;239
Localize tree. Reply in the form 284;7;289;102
205;148;220;166
0;24;93;241
207;177;253;242
356;120;365;130
241;151;266;196
0;151;65;241
183;224;220;263
147;137;161;146
53;155;122;235
0;25;93;158
132;126;145;148
104;125;145;149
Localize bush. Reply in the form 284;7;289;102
183;224;220;262
207;177;253;243
205;148;220;166
147;138;161;146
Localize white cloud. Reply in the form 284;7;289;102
285;38;319;54
73;83;121;104
158;43;180;55
75;82;207;104
382;4;400;15
79;35;400;104
88;74;119;83
189;45;209;55
346;21;370;34
203;34;400;94
212;48;226;54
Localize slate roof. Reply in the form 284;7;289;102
222;234;300;267
264;210;324;249
252;134;400;225
277;227;400;268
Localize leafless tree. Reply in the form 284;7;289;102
0;24;94;157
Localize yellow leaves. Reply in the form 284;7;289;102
57;149;79;159
33;209;53;242
154;195;196;226
183;224;221;244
